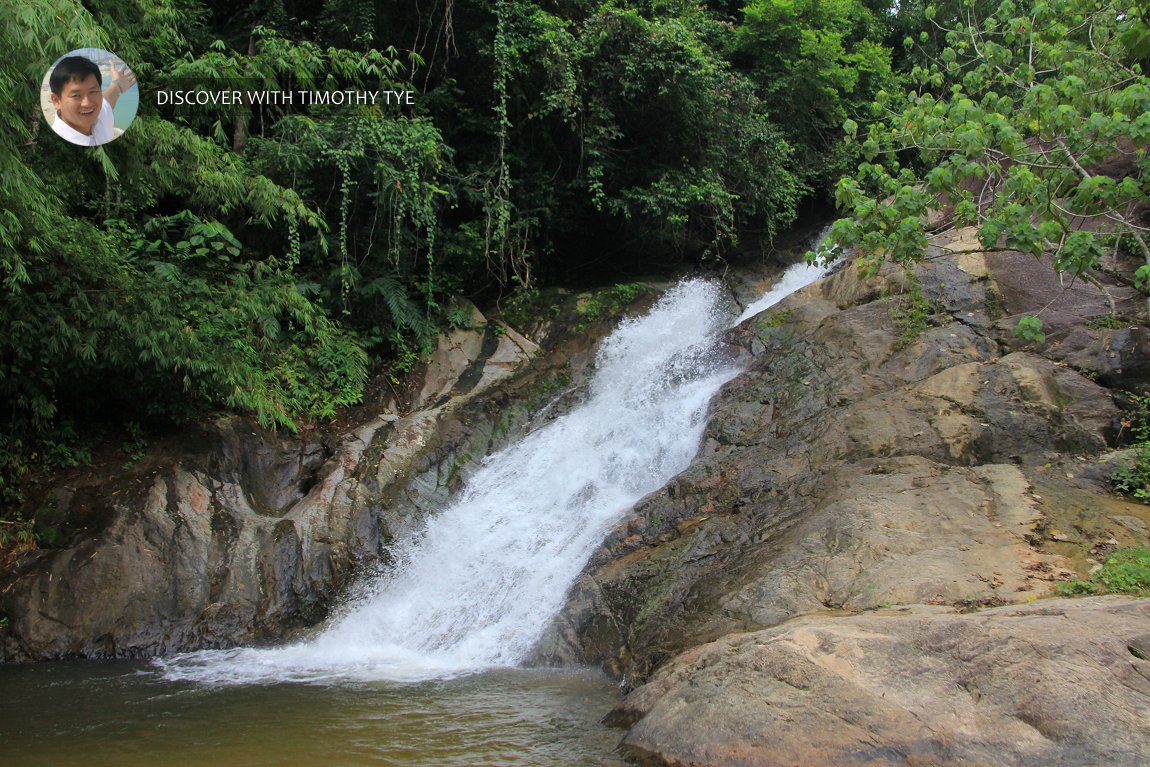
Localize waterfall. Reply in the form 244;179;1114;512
159;262;828;685
736;261;832;324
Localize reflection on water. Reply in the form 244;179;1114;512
0;662;627;766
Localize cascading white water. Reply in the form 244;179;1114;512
159;263;829;685
736;254;834;324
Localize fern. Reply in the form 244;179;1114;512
363;274;435;348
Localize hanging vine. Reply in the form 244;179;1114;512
485;0;532;294
335;149;354;315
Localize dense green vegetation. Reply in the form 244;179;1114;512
1057;547;1150;595
3;0;1150;536
817;0;1150;338
0;0;899;516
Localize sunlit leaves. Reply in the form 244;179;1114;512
825;0;1150;314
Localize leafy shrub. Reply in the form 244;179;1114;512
1055;548;1150;597
1096;548;1150;595
1112;447;1150;503
820;0;1150;330
1054;579;1101;596
1112;395;1150;503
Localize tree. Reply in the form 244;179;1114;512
733;0;897;194
820;0;1150;333
0;0;371;508
458;1;803;283
0;0;817;515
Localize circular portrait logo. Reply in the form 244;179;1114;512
41;48;139;147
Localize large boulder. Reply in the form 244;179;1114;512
610;597;1150;767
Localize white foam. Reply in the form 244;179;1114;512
159;279;740;685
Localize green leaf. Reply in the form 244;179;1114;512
1055;231;1102;276
1135;265;1150;294
1014;315;1046;344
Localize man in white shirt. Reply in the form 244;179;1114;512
48;55;136;147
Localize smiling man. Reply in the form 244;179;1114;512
48;55;135;146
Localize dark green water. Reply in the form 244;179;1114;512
0;662;628;766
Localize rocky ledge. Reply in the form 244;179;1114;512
611;597;1150;766
536;228;1150;764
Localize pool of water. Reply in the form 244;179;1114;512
0;662;629;766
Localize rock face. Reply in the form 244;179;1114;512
541;240;1144;675
0;299;564;660
530;228;1150;763
610;598;1150;766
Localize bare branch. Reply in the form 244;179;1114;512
1082;270;1118;317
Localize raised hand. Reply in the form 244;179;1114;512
109;60;136;93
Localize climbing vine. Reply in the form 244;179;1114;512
3;0;892;515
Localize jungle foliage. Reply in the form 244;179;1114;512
816;0;1150;338
16;0;1149;518
1;0;906;511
